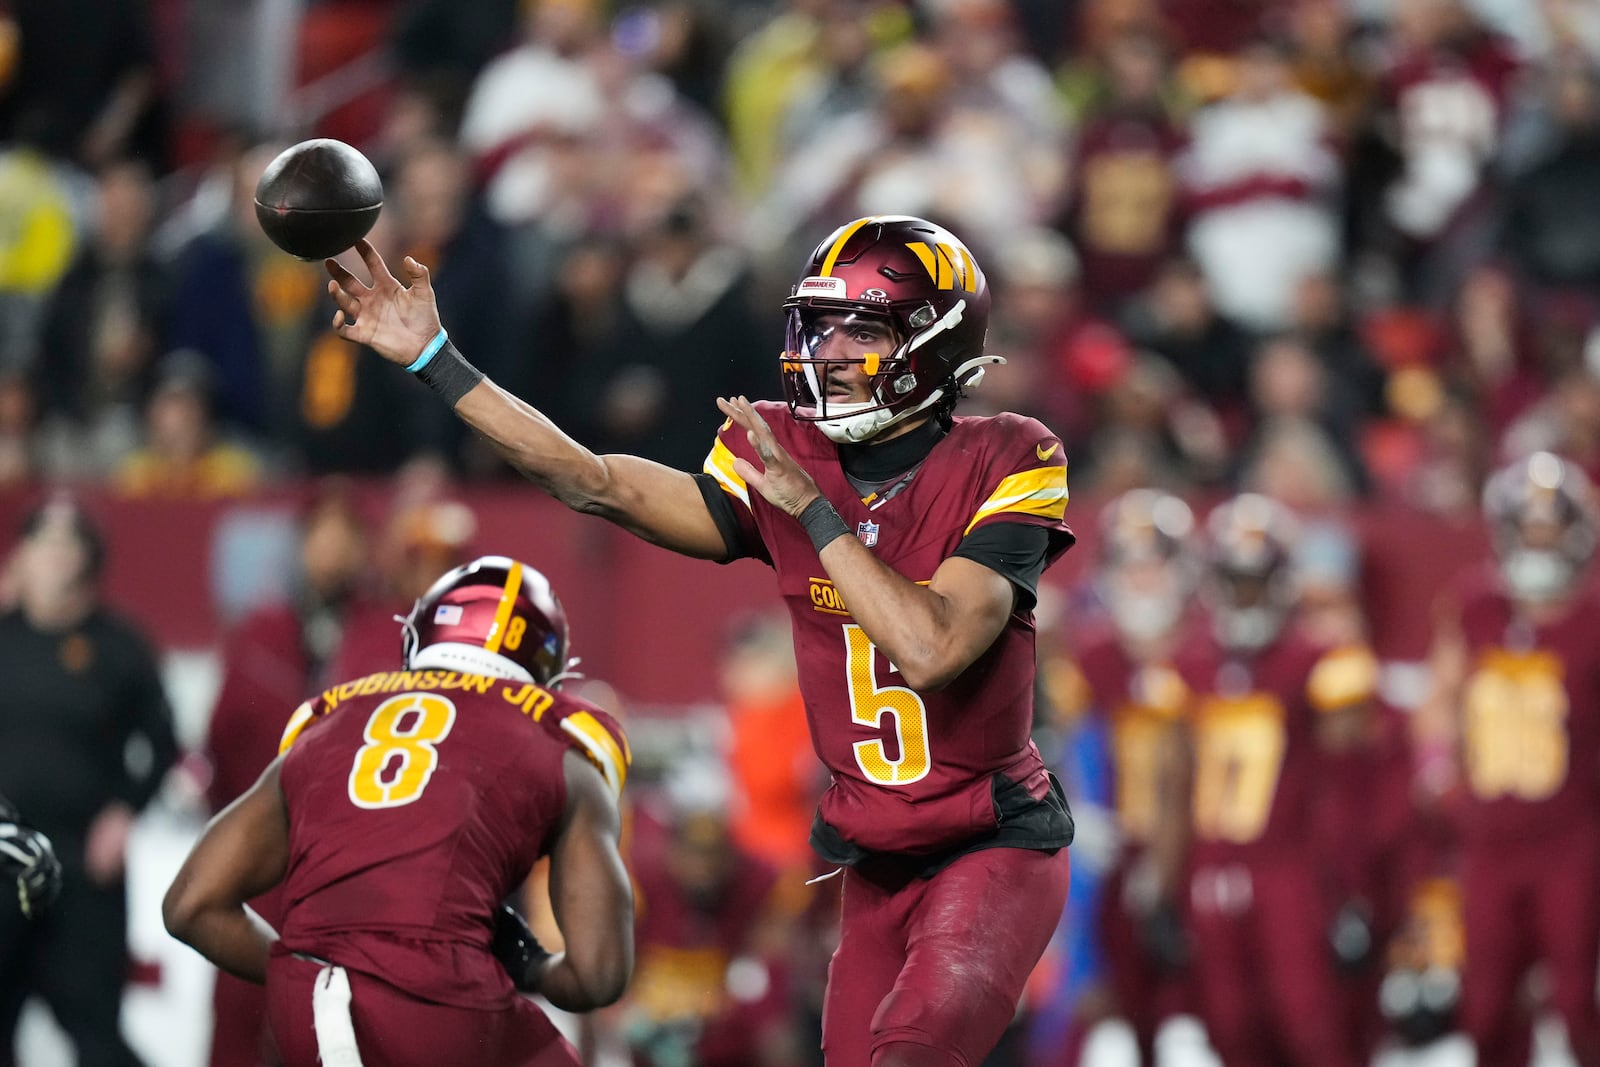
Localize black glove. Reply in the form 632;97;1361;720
0;819;62;918
492;905;552;992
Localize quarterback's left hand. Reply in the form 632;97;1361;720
0;821;62;918
716;396;822;518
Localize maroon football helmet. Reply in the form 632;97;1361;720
400;555;576;686
1096;489;1196;642
1203;494;1300;651
781;215;998;443
1483;450;1598;601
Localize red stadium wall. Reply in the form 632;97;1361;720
0;488;1488;706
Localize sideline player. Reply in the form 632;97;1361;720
1178;494;1375;1067
163;556;634;1067
1421;451;1600;1067
323;215;1076;1067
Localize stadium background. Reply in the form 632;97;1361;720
1;0;1599;1063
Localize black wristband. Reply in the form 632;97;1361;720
799;497;850;553
414;339;484;407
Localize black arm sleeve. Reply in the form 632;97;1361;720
952;522;1057;613
693;473;760;564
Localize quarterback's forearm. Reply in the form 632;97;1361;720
451;380;730;559
818;537;1010;692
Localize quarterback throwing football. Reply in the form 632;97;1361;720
325;216;1076;1067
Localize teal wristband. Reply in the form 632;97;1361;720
406;329;450;373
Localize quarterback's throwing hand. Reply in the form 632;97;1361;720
324;240;445;368
0;821;61;918
716;396;822;517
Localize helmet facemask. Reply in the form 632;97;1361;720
781;300;998;444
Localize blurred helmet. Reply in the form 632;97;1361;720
781;215;998;443
1096;489;1196;642
1483;450;1597;602
400;555;577;686
1204;494;1300;651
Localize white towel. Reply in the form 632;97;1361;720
311;964;364;1067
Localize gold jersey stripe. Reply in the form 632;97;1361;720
963;467;1069;535
703;439;751;507
819;216;874;277
562;711;630;797
484;563;525;655
278;699;317;755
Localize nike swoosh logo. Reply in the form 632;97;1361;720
1036;442;1059;461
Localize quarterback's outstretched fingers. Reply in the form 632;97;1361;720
353;239;397;285
324;257;366;291
327;280;362;318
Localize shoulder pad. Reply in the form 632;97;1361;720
554;702;632;798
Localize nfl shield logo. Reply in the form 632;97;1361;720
856;520;879;547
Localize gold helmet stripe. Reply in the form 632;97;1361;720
819;216;875;277
484;563;525;654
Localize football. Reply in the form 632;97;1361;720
253;138;383;260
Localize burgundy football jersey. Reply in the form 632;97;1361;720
272;669;630;1009
703;401;1073;855
1448;572;1600;844
1070;626;1190;848
1175;629;1378;863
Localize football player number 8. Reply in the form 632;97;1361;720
348;694;458;809
844;625;931;786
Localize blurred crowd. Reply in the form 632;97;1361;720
0;0;1596;514
7;0;1600;1065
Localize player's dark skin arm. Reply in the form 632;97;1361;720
162;759;289;984
718;395;1015;691
537;750;634;1011
323;242;727;560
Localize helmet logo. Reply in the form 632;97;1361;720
906;241;978;292
860;288;890;302
797;276;848;297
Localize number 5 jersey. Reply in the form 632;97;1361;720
703;402;1076;865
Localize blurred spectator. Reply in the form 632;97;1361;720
0;370;38;487
458;0;606;229
1286;0;1376;140
0;0;166;170
563;197;769;469
1397;381;1492;517
112;350;262;499
609;0;736;119
1179;36;1341;333
719;613;818;876
775;0;886;162
622;769;807;1067
326;487;478;680
0;497;177;1067
1234;334;1371;503
200;483;373;1067
1122;256;1255;434
390;0;523;94
1499;58;1600;299
724;0;908;197
0;127;79;372
1079;353;1231;495
1058;28;1189;317
166;141;322;437
33;159;167;481
1366;0;1520;304
384;137;515;470
763;39;1057;254
982;227;1085;425
1288;270;1389;420
1444;263;1544;439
